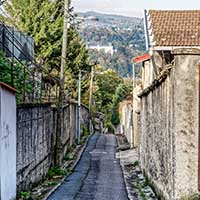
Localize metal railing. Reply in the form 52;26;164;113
0;21;58;104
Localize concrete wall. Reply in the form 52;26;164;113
139;48;200;200
133;85;141;148
0;86;17;200
17;102;91;191
119;100;133;147
119;90;141;148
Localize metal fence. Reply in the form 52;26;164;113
0;23;34;62
0;21;58;104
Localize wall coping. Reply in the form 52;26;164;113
172;48;200;55
67;100;89;111
0;82;17;94
138;65;173;98
17;102;52;109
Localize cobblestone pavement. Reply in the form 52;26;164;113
48;133;128;200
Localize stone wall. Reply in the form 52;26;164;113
17;102;91;191
119;100;133;147
139;48;200;200
133;85;141;148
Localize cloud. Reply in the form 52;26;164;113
72;0;200;17
72;0;143;17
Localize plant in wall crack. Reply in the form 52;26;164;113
133;160;139;167
64;154;74;161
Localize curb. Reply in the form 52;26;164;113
116;135;132;200
120;163;133;200
43;134;92;200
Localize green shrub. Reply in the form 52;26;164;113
106;122;115;134
64;154;73;161
47;181;58;187
19;191;32;200
133;160;139;167
181;194;200;200
47;167;70;178
81;126;90;136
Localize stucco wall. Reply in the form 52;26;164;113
0;86;17;200
173;49;199;199
133;85;141;148
139;48;200;200
119;100;133;147
17;102;90;191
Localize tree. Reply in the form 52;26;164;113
0;52;32;103
1;0;91;105
93;66;122;124
1;0;90;77
1;0;62;70
111;79;132;125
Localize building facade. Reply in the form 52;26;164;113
138;10;200;199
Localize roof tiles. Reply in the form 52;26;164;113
148;10;200;46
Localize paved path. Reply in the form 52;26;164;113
48;133;128;200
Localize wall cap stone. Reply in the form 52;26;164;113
17;102;52;108
172;48;200;55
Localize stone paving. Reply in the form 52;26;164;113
47;133;128;200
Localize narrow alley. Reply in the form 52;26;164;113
48;133;129;200
1;0;200;199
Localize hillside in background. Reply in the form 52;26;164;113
77;11;146;77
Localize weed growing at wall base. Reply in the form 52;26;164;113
19;191;32;200
47;167;71;179
181;194;200;200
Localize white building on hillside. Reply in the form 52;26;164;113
88;44;114;55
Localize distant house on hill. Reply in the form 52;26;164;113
88;44;114;55
136;10;200;200
86;16;99;21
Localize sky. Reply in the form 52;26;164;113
72;0;200;17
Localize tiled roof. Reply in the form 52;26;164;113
148;10;200;47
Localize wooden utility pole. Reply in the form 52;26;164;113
89;65;94;134
55;0;69;166
77;70;81;144
132;62;136;148
89;65;94;114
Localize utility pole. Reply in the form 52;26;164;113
132;63;136;88
55;0;69;166
89;65;94;134
89;65;94;114
77;70;81;144
132;62;136;148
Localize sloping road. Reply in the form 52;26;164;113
48;133;128;200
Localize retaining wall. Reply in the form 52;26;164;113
17;102;90;191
